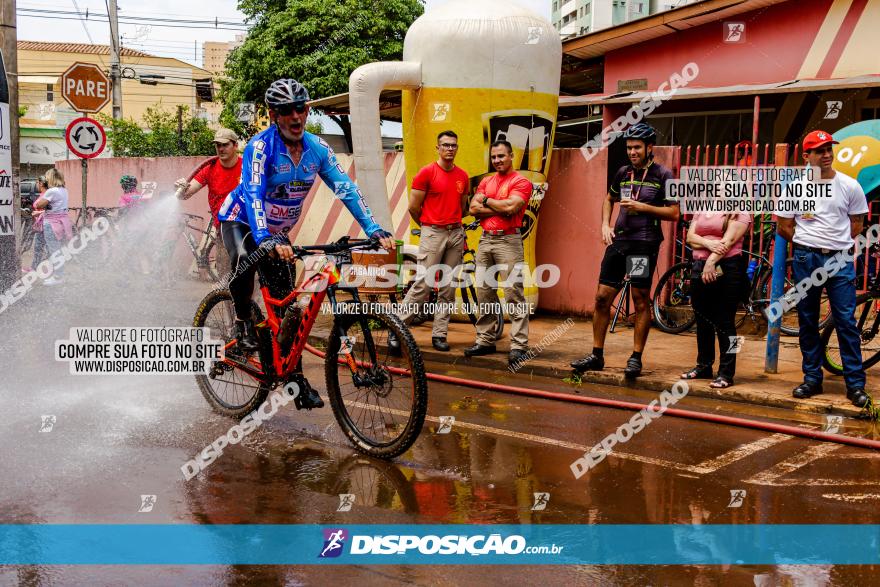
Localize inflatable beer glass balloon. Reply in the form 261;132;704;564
348;0;561;308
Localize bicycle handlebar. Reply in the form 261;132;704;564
259;234;382;258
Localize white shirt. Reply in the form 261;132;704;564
41;187;69;212
777;171;868;250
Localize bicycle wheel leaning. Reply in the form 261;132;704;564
822;292;880;375
324;307;428;459
193;289;274;417
754;259;831;337
652;262;696;334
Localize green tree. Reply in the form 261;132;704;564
219;0;423;149
97;105;216;157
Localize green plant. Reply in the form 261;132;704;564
96;105;216;157
861;395;880;422
563;372;583;386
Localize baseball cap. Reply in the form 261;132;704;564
213;128;239;144
802;130;839;152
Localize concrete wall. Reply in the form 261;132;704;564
56;156;210;213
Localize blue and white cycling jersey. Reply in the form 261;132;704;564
218;125;382;244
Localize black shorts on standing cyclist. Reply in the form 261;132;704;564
216;78;395;409
571;123;679;378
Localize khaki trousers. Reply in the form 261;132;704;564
474;234;529;350
399;225;464;338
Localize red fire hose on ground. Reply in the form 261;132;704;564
304;343;880;451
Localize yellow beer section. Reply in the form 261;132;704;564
402;87;558;306
398;0;562;309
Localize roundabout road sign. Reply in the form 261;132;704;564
65;117;106;159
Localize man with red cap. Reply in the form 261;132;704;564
776;130;870;407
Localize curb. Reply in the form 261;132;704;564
307;332;864;419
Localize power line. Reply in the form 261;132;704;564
19;1;245;22
17;7;249;29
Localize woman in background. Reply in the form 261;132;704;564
33;168;72;285
680;212;751;388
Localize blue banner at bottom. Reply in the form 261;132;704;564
1;525;879;565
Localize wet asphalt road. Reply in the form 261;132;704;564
3;265;880;585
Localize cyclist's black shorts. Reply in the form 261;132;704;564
221;221;296;319
598;240;660;290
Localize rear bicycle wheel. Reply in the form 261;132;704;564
652;262;696;334
324;309;428;459
756;260;831;336
193;289;273;417
823;292;880;375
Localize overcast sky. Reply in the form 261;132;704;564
18;0;553;135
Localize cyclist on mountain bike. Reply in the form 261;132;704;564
570;122;678;378
217;78;395;410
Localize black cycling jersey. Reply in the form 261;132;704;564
609;160;675;243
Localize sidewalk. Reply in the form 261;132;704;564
394;313;870;418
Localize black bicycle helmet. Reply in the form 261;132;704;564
120;174;138;192
623;122;657;144
265;78;310;108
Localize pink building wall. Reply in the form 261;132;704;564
56;149;678;317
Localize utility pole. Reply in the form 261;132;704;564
0;0;19;292
177;105;184;154
108;0;122;119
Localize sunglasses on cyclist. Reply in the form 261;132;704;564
273;101;308;116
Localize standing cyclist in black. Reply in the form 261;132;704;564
217;79;395;409
571;123;679;378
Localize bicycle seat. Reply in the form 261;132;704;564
411;229;421;237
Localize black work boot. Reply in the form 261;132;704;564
234;319;260;353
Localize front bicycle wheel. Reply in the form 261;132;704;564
193;289;273;417
324;308;428;459
822;292;880;375
652;262;696;334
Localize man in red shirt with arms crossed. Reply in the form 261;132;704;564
391;130;469;352
175;128;243;274
465;139;532;366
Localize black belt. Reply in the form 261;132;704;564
793;243;846;255
483;228;521;236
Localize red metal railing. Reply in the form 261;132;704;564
673;142;880;291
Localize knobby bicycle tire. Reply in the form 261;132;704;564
193;289;273;418
652;262;697;334
324;309;428;459
822;292;880;375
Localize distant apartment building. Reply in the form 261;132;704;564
200;34;245;125
201;34;245;75
551;0;699;37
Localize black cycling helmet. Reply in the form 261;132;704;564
120;175;138;191
265;78;310;109
623;122;657;145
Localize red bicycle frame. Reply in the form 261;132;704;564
221;255;359;382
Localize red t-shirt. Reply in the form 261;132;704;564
411;162;468;225
194;156;243;226
476;171;532;232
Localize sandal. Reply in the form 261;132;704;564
681;366;713;380
710;376;733;388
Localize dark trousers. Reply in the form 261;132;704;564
690;255;745;380
792;247;865;389
221;221;295;321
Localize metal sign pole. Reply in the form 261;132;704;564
0;45;15;292
81;158;88;227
